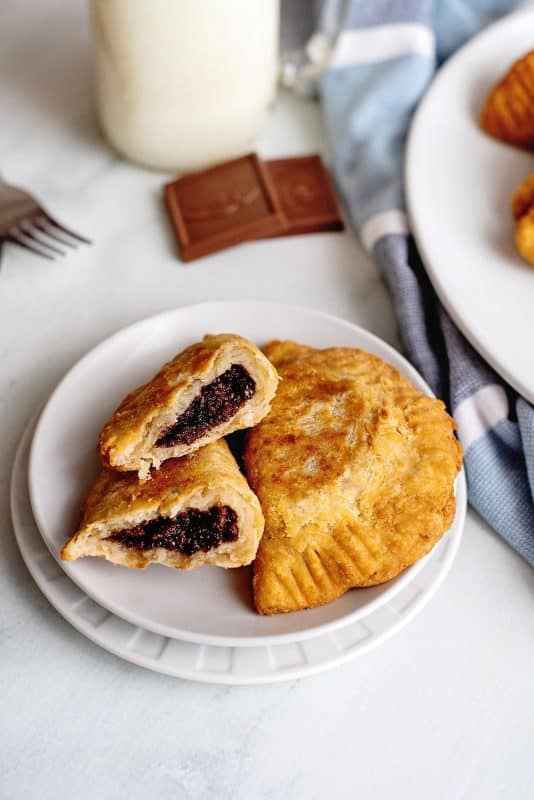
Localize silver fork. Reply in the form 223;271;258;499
0;177;91;260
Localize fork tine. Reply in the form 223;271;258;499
32;215;77;248
18;223;66;256
6;234;55;261
44;213;91;245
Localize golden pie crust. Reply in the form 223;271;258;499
99;333;279;478
515;208;534;266
480;50;534;150
511;172;534;267
244;341;463;615
511;171;534;220
61;439;264;570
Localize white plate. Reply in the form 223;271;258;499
29;301;466;647
15;418;466;684
406;11;534;402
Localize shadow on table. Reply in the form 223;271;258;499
4;3;105;154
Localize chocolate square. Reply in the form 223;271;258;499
265;155;344;236
165;154;287;262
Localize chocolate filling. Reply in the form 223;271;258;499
106;505;238;556
156;364;256;447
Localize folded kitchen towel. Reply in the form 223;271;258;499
282;0;534;564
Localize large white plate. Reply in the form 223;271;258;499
15;418;466;684
406;11;534;402
29;301;466;647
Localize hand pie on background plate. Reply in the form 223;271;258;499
99;333;279;478
480;50;534;150
245;341;463;615
61;439;264;570
511;172;534;267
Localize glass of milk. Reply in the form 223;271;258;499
90;0;280;171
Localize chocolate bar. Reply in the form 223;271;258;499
164;153;286;262
164;152;343;262
265;155;344;236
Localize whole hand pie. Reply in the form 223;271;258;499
61;439;264;569
480;50;534;150
99;333;279;478
244;341;463;615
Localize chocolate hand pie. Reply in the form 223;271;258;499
99;333;279;478
61;440;264;569
244;341;463;615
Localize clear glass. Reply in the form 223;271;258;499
90;0;280;171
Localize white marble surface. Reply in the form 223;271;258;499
1;3;534;799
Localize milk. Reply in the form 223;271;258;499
91;0;280;171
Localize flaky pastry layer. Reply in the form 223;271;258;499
99;333;279;478
62;439;264;569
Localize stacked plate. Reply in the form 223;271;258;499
406;11;534;402
12;302;466;684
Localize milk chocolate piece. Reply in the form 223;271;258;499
265;155;344;236
165;154;286;262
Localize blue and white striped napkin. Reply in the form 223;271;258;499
282;0;534;565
